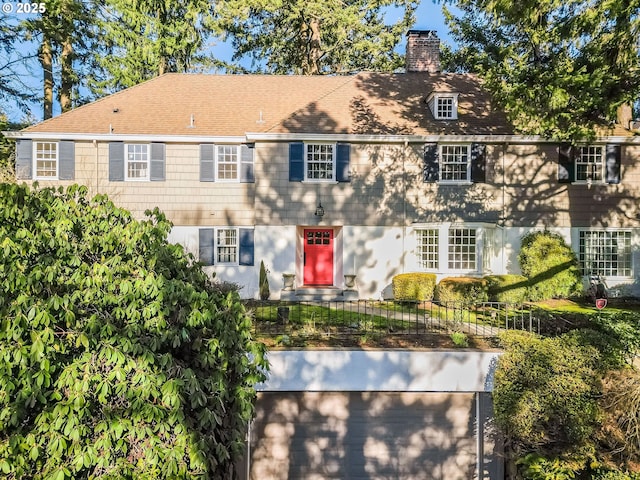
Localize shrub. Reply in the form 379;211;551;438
0;184;268;479
518;230;583;301
494;331;601;459
435;277;488;304
485;274;529;303
392;272;436;302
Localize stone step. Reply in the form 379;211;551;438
280;287;358;302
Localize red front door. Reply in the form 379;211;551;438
303;229;334;285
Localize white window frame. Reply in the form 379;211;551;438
428;93;459;120
33;141;59;180
215;144;241;182
439;144;471;184
416;229;439;270
578;229;633;279
413;223;489;274
575;145;605;184
216;227;239;265
125;143;150;181
447;227;477;272
304;142;336;182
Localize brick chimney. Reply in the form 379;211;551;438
405;30;440;73
406;30;441;73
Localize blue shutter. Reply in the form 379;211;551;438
240;144;255;183
109;142;125;181
200;144;215;182
15;139;32;179
150;142;165;181
558;143;575;183
423;143;439;182
289;142;304;181
239;228;255;266
336;143;351;182
605;144;621;184
470;143;486;183
199;228;215;266
58;141;75;180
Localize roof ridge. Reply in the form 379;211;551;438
265;74;359;133
23;74;177;132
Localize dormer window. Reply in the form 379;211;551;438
427;93;459;120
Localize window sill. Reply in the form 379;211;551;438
301;180;339;185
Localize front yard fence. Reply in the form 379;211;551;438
244;300;542;339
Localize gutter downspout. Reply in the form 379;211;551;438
93;139;98;195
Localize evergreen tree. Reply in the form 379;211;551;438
22;0;96;119
90;0;217;94
215;0;418;74
443;0;640;141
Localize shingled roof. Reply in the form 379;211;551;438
23;72;515;137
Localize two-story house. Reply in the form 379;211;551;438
6;30;640;300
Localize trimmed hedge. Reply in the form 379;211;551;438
485;274;529;303
392;272;437;301
435;277;489;304
519;230;583;301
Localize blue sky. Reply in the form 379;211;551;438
5;0;457;123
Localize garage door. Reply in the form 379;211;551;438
246;392;482;480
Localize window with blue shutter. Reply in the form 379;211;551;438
289;142;304;181
200;144;215;182
423;143;439;182
150;142;165;181
199;228;215;266
470;143;486;183
240;144;255;183
15;139;32;179
336;143;351;182
239;228;255;266
605;144;621;184
558;144;575;183
109;142;125;182
58;140;75;180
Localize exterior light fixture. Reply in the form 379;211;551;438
315;203;325;217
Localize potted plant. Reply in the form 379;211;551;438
282;273;296;290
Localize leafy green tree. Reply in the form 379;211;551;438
215;0;418;74
90;0;217;94
443;0;640;141
0;184;267;479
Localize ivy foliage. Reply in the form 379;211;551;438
0;184;267;479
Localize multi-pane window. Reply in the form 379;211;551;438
416;229;439;269
436;96;455;119
217;145;239;180
306;144;334;180
126;144;149;180
448;228;476;270
440;145;470;182
34;142;58;178
576;146;604;182
217;228;238;264
579;230;632;277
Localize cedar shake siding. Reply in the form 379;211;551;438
7;70;640;299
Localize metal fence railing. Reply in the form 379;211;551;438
243;300;541;338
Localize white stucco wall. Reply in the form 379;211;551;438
258;350;501;393
169;225;640;299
